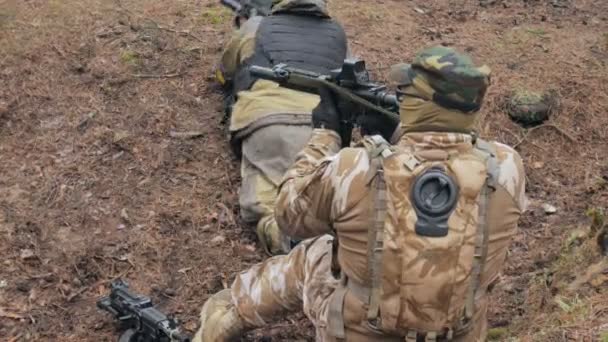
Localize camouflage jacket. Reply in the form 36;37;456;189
219;17;320;137
276;128;527;333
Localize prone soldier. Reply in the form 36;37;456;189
196;46;527;341
216;0;348;255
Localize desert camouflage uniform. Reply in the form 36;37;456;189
195;47;527;341
217;0;347;255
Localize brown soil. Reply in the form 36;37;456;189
1;0;606;341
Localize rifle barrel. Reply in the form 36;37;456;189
220;0;242;12
249;65;399;110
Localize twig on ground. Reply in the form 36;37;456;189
500;126;547;151
169;130;205;139
132;73;183;79
8;333;23;342
67;286;90;302
154;26;208;42
514;124;576;148
29;272;55;280
223;163;234;190
0;310;24;320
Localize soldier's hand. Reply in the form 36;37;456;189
312;87;342;133
358;111;400;142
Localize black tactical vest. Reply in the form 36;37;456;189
233;13;348;93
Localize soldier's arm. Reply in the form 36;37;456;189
482;143;527;289
216;16;262;86
275;129;343;238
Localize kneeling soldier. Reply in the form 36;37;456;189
196;46;527;341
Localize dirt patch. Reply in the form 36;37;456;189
0;0;607;341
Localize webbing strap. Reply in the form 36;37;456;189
465;180;489;319
327;283;348;339
425;331;438;342
363;135;392;324
465;139;499;320
327;135;392;339
405;331;418;342
367;168;387;322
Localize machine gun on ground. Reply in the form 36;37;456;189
220;0;273;26
249;59;400;145
97;279;191;342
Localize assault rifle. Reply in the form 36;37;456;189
249;59;400;145
97;279;191;342
220;0;273;26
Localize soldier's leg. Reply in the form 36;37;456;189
239;157;289;255
239;125;312;255
193;235;337;341
452;297;488;342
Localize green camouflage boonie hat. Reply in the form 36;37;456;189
272;0;328;16
389;46;491;113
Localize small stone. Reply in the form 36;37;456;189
0;280;7;288
20;249;36;260
120;208;129;221
542;203;558;215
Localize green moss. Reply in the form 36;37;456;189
586;207;605;233
487;327;508;341
526;28;548;36
600;331;608;342
510;89;543;106
199;8;230;25
120;50;140;67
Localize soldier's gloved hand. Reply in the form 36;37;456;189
358;112;400;142
312;87;342;133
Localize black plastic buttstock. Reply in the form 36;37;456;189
249;65;282;82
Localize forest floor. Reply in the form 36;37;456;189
0;0;607;341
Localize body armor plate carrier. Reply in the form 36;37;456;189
233;13;348;93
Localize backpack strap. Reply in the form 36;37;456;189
363;135;393;325
465;139;500;321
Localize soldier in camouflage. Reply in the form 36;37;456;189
216;0;348;255
195;46;527;341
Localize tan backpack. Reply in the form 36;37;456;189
353;135;499;340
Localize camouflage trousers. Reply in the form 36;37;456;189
201;235;489;341
238;124;311;254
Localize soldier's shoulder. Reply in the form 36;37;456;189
490;141;527;209
334;146;372;171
